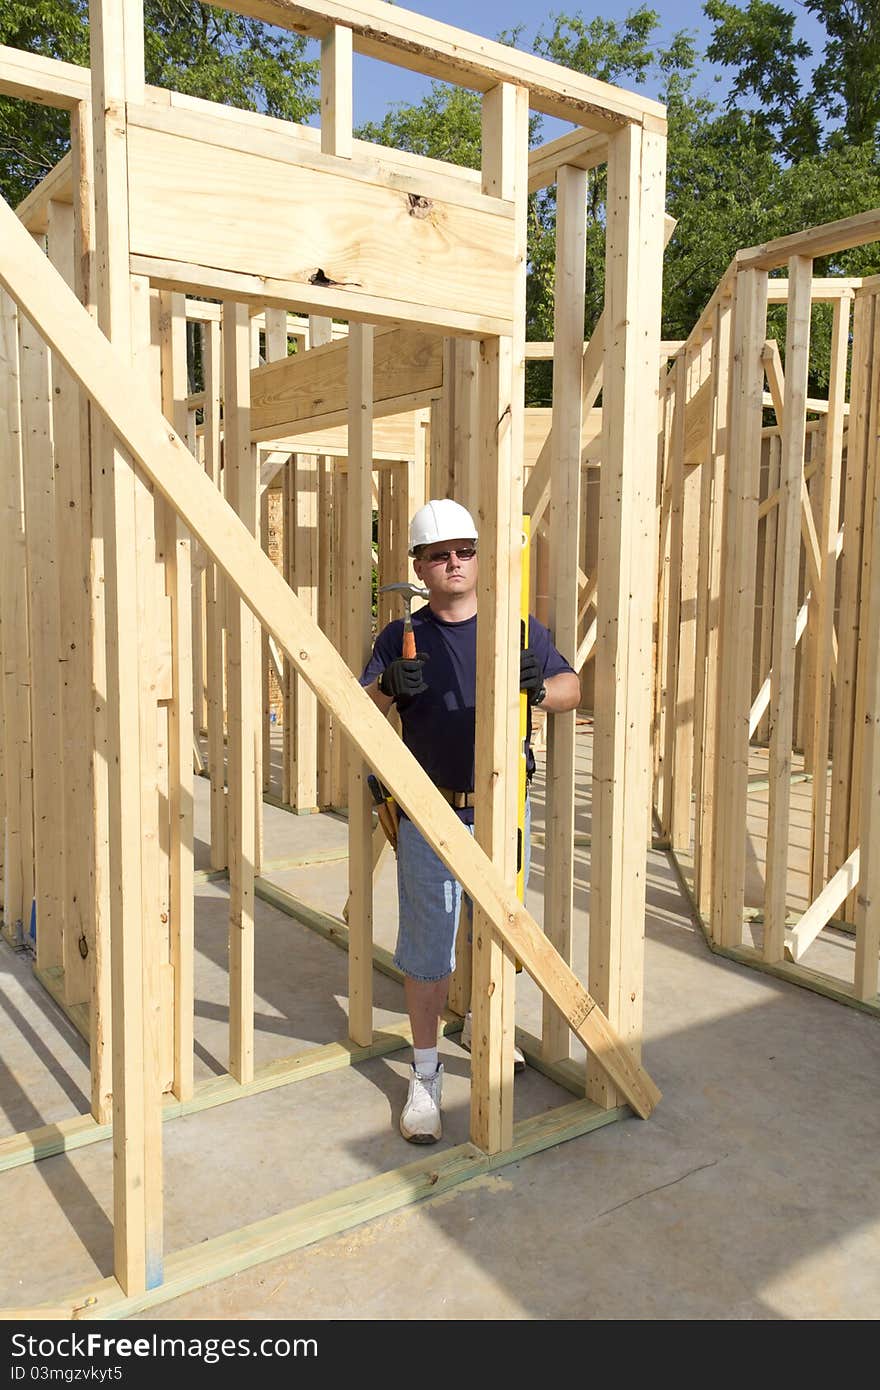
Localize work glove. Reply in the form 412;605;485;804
379;656;428;701
520;647;545;704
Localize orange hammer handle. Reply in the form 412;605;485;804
402;621;416;660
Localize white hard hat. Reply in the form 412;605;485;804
409;499;478;555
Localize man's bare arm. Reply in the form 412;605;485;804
539;670;581;714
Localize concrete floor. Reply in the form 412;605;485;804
2;734;879;1320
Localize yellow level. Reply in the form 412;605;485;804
516;515;531;909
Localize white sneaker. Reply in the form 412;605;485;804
400;1064;443;1144
460;1012;526;1074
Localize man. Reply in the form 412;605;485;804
361;499;581;1143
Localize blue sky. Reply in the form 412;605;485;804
299;0;830;135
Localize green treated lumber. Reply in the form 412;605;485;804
13;1100;628;1321
663;845;880;1018
0;1018;458;1174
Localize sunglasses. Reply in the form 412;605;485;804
422;546;477;564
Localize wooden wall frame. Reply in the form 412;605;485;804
0;0;666;1316
652;212;880;1018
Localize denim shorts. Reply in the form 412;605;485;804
394;799;531;983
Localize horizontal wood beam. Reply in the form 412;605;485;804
0;45;89;108
765;278;860;303
738;209;880;272
762;391;849;417
251;325;442;442
130;254;510;337
527;129;607;192
256;411;419;460
18;1099;627;1319
0;18;667;129
527;338;683;360
132;101;502;218
126;118;516;330
0;192;661;1121
208;1;667;129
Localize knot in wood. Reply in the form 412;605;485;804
407;193;433;218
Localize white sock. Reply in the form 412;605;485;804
413;1046;438;1077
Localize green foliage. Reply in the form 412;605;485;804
142;3;319;120
356;81;482;168
705;0;820;158
805;0;880;147
0;1;318;206
532;6;664;86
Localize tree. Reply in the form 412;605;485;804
707;0;880;153
704;0;820;159
0;2;319;206
807;0;880;147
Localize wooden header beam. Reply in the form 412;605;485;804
251;325;442;442
256;411;423;460
527;129;607;193
129;255;510;337
1;4;668;132
526;339;684;360
0;45;89;108
209;0;666;130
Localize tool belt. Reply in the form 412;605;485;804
436;787;476;809
377;798;398;854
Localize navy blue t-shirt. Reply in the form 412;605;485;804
360;606;575;820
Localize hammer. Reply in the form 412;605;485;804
378;582;428;658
